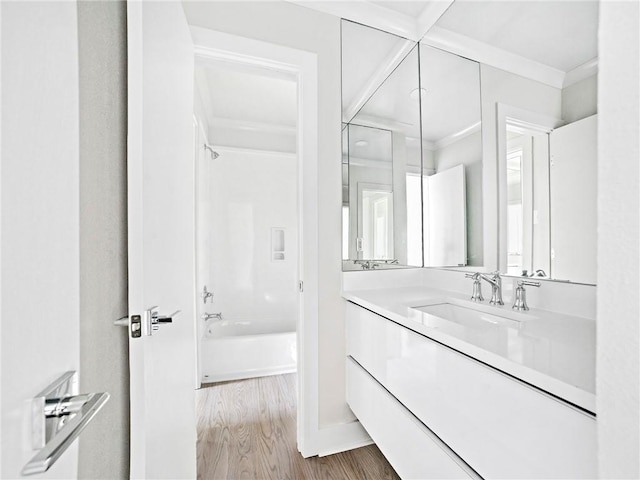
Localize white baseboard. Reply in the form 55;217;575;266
316;420;373;457
201;365;297;384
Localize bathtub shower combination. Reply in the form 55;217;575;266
194;118;300;384
201;318;297;383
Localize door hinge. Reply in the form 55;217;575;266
299;281;304;293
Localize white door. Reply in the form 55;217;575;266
424;164;467;267
1;2;81;478
127;2;197;478
550;114;597;284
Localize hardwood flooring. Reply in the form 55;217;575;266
196;374;400;480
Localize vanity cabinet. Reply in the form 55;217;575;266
345;301;597;479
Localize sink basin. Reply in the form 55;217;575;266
412;298;534;327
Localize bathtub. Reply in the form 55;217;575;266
200;319;297;384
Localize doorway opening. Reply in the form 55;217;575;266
188;25;321;471
193;58;299;387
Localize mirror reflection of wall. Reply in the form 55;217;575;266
419;45;481;267
341;20;422;270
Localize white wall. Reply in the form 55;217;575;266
597;1;640;478
1;2;80;478
208;149;299;329
181;1;351;427
562;75;597;124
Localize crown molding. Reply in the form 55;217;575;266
213;144;297;159
433;121;482;150
563;57;598;88
210;116;296;136
422;26;566;89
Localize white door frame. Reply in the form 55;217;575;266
496;103;562;274
189;26;320;457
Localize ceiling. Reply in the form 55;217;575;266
195;61;297;152
435;1;599;73
195;1;599;153
297;0;598;86
335;0;598;149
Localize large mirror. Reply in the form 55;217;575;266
423;0;598;284
420;45;482;267
342;0;598;284
341;21;421;270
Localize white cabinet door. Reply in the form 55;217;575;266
127;2;197;478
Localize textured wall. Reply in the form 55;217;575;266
77;2;129;478
596;1;640;478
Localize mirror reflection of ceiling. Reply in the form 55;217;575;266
420;46;480;146
352;46;421;140
194;61;297;153
341;20;413;124
347;124;393;166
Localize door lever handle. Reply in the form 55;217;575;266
155;310;180;323
148;308;181;332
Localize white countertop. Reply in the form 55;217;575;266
343;286;596;414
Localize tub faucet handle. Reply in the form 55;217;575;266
201;286;214;304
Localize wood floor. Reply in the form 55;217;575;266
196;373;400;480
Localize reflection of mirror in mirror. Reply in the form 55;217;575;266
420;45;482;268
506;124;551;277
504;115;597;284
430;0;598;284
342;19;422;270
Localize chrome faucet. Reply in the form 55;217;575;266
479;271;504;306
465;272;484;302
202;312;223;321
512;280;541;311
201;286;214;304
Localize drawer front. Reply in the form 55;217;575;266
346;302;597;479
347;358;475;480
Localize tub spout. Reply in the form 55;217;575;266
202;312;223;321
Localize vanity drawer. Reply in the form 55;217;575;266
346;302;597;479
347;357;475;480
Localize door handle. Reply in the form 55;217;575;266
148;307;180;334
114;309;181;336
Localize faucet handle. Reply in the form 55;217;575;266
465;272;483;302
512;280;541;311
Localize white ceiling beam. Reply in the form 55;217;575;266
287;0;420;40
343;40;416;123
563;57;598;88
209;116;297;136
422;26;566;89
415;1;455;40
